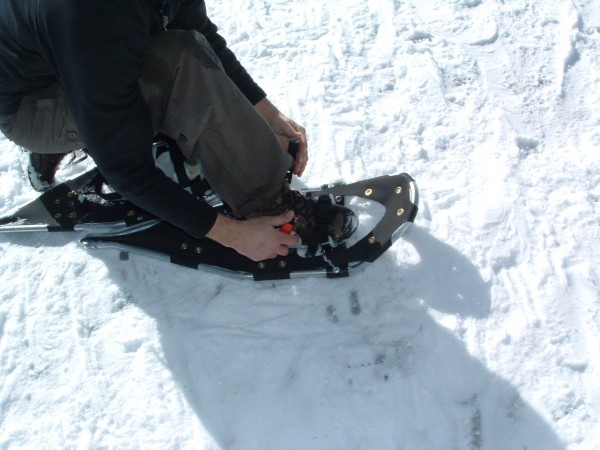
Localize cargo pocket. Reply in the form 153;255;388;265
0;115;14;135
7;86;84;153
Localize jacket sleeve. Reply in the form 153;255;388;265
43;0;217;238
169;0;267;105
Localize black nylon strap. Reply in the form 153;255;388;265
155;136;212;197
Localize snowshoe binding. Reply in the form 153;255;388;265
282;189;358;256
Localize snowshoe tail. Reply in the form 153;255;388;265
0;168;157;233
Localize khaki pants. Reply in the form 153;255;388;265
1;30;291;215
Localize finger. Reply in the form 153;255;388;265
276;245;290;257
295;154;308;177
293;131;308;176
284;119;303;135
295;158;307;177
275;120;300;138
281;122;305;142
263;210;294;227
281;233;300;247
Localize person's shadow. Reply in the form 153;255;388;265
93;225;563;449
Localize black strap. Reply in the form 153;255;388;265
155;135;212;198
301;195;333;256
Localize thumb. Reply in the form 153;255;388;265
265;210;294;227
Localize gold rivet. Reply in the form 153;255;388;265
180;243;188;250
54;199;61;205
368;235;377;245
278;260;288;269
365;188;373;196
67;191;75;198
68;212;77;219
397;208;405;217
258;261;267;270
395;187;403;195
54;213;62;219
127;210;136;217
195;246;203;254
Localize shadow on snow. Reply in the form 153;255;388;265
22;225;563;449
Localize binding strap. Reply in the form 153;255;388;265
303;195;335;256
155;136;212;198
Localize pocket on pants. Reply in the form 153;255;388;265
6;89;84;153
0;115;14;135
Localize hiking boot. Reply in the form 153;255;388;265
281;189;358;254
19;148;68;192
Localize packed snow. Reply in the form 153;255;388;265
1;0;599;448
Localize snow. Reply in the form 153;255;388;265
1;0;599;448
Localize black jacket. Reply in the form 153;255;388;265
0;0;266;238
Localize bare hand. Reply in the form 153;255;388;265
255;98;308;177
206;211;300;261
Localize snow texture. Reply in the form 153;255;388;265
1;0;599;448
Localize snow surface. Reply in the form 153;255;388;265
1;0;599;448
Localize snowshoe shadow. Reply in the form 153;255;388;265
100;236;563;449
401;225;492;319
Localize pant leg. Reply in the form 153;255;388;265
138;30;292;215
0;83;85;154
